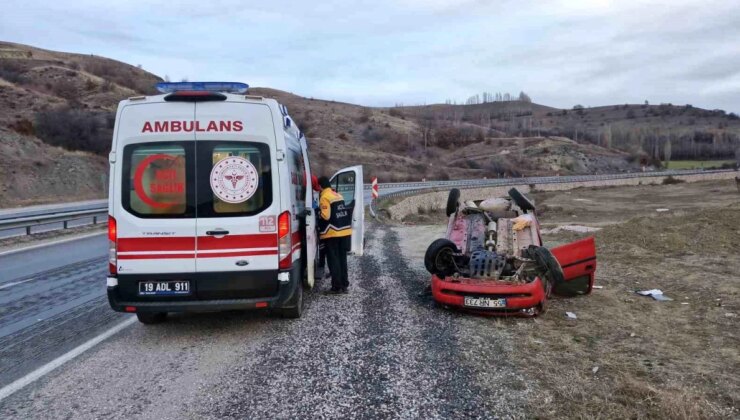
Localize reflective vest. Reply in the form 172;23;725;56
318;188;352;239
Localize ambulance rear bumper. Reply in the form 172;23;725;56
107;265;301;313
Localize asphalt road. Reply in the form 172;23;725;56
0;223;530;419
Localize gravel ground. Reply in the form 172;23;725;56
0;222;531;419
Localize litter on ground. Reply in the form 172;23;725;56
565;312;578;319
637;289;673;301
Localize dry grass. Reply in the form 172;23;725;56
516;201;739;418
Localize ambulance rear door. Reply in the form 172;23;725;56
114;101;197;275
193;101;280;275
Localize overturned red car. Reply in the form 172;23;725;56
425;188;596;317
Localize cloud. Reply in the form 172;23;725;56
0;0;738;112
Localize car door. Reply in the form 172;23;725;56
330;165;364;256
193;101;280;274
300;135;317;288
115;102;197;275
550;237;597;295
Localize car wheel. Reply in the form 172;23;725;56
282;283;304;319
424;238;459;277
528;246;564;297
508;188;536;213
446;188;461;216
136;312;167;324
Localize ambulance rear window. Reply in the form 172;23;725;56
122;142;195;218
196;142;272;217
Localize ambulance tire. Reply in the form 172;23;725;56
282;282;304;319
136;312;167;324
446;188;461;216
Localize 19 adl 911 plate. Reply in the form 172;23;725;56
139;281;191;296
464;296;506;308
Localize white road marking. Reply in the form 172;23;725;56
0;278;36;290
0;316;136;402
0;232;105;257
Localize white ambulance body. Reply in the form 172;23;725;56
105;82;364;323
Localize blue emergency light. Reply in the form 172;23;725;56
155;82;249;94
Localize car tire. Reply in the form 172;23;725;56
446;188;461;216
528;246;564;297
424;238;459;277
282;283;304;319
508;188;536;213
136;312;167;324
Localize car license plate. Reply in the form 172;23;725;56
138;281;190;296
464;296;506;308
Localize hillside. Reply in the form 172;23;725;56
0;41;160;207
1;41;737;207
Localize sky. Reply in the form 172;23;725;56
2;0;739;111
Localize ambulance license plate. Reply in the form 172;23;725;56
138;281;190;296
464;297;506;308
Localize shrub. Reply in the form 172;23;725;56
464;159;481;169
0;60;26;84
9;118;34;136
356;107;372;124
34;107;113;155
53;79;77;100
388;108;404;118
662;176;685;185
337;132;348;141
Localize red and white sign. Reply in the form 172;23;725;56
141;120;243;133
210;156;259;203
259;215;277;232
371;177;379;199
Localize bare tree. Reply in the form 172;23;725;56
664;138;672;164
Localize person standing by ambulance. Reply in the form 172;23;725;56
317;176;352;294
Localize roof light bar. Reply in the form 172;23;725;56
155;82;249;94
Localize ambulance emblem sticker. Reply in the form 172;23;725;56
210;156;259;203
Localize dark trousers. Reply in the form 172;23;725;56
325;236;350;290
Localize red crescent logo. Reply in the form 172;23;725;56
133;154;181;208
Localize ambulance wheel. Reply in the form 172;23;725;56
446;188;461;216
136;312;167;324
282;284;304;319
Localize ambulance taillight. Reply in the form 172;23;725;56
278;211;291;270
108;215;117;275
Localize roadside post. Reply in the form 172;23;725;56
370;177;379;218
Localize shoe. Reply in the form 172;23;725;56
324;288;341;295
340;288;349;294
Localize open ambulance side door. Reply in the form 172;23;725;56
299;135;317;289
550;237;597;296
330;165;364;256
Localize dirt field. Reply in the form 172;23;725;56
392;180;739;418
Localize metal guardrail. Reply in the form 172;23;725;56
374;168;738;202
362;168;734;190
0;168;734;236
0;208;108;235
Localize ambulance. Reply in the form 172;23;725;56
105;82;364;323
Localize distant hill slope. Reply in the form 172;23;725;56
0;41;160;207
1;41;737;207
